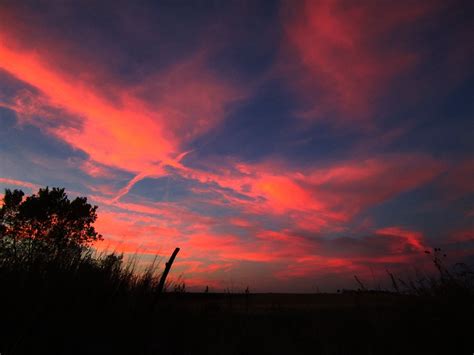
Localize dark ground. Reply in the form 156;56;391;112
1;288;472;355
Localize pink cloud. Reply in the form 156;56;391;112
0;177;40;191
274;226;429;281
282;0;440;124
376;226;426;252
78;160;118;179
449;229;474;243
0;33;243;183
172;153;444;233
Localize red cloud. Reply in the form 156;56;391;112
184;233;277;262
78;160;117;179
93;210;181;255
282;0;440;123
0;33;243;179
275;255;354;279
275;226;429;281
376;226;426;252
175;153;444;232
0;177;40;191
449;229;474;243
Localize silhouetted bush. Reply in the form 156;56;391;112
0;187;101;264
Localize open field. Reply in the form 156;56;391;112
1;285;472;355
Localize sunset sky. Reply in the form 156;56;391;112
0;0;473;292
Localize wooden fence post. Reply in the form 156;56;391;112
157;247;180;293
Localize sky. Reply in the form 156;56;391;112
0;0;473;292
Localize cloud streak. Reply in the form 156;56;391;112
282;0;441;124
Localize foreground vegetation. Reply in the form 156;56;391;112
1;188;473;354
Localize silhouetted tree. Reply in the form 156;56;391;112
0;187;102;262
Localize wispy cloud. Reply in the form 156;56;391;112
281;0;441;125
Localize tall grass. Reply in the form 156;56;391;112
383;248;474;298
0;247;174;354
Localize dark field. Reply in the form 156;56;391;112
1;279;472;355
